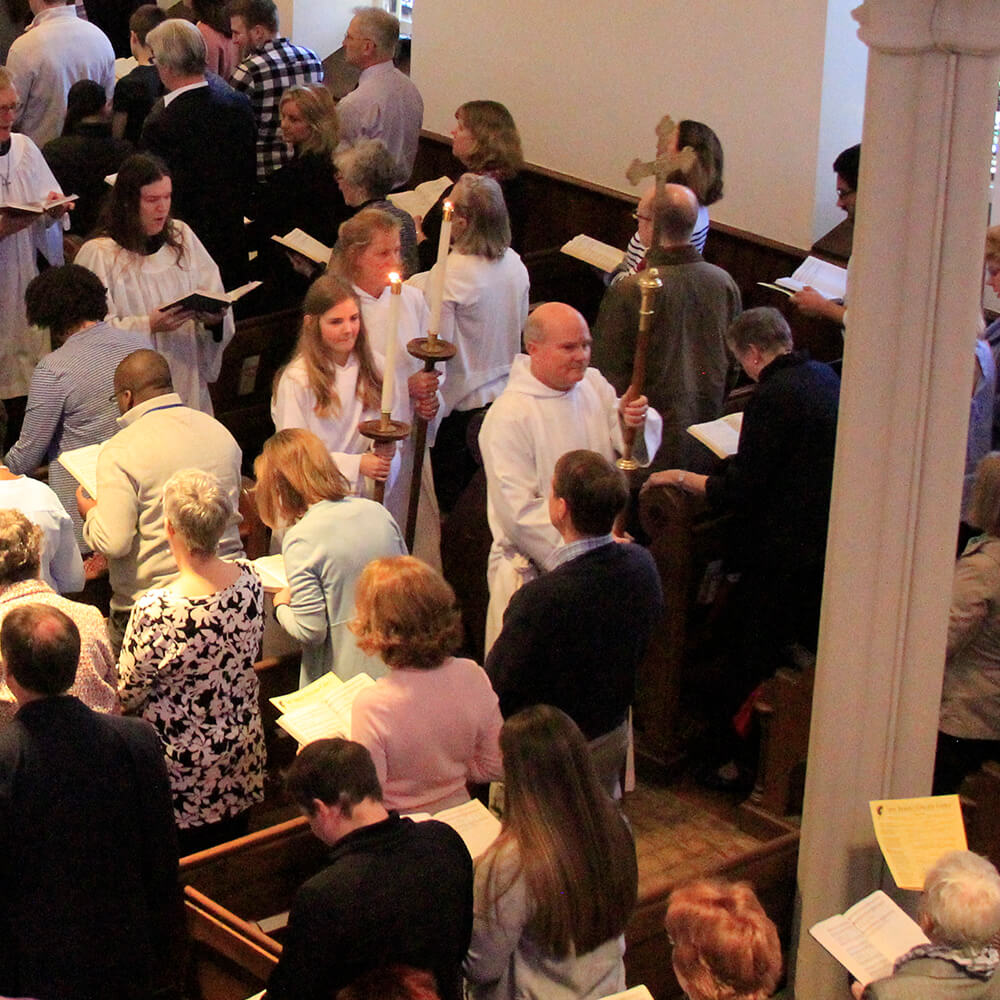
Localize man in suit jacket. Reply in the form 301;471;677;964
140;18;255;286
0;603;180;1000
861;851;1000;1000
485;449;663;798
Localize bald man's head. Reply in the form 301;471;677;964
648;182;699;248
524;302;592;391
113;349;173;413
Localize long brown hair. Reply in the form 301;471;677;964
277;274;382;418
455;100;524;180
479;705;637;957
95;153;185;261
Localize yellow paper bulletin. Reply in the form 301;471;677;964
869;795;967;891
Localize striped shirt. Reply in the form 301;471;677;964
615;203;711;282
548;533;615;570
230;37;323;181
4;320;151;549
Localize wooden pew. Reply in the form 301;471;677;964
962;760;1000;871
209;307;301;467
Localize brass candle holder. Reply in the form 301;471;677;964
358;411;411;505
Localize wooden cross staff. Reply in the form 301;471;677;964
617;267;662;471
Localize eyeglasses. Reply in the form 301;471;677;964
836;187;855;200
631;211;653;223
0;102;20;116
108;388;127;403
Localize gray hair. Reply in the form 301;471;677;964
451;173;510;261
922;850;1000;953
351;6;399;59
334;138;396;201
147;19;207;77
726;307;793;357
163;469;233;557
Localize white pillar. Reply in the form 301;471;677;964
795;2;1000;997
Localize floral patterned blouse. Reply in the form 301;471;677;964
118;561;265;829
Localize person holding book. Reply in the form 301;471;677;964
415;100;527;272
117;468;265;854
349;555;503;814
665;879;782;1000
644;307;839;785
857;851;1000;1000
254;428;406;686
408;172;530;513
333;207;440;563
75;153;235;414
4;264;150;549
272;272;411;511
464;704;637;1000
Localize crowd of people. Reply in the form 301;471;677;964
0;1;998;998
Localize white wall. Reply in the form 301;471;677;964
276;0;356;64
410;0;868;249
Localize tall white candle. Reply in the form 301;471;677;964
380;273;402;416
426;201;453;342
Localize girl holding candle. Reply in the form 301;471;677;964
272;273;409;513
408;173;529;513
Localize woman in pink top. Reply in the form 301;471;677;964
350;555;504;814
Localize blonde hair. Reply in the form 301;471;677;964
163;469;233;557
969;452;1000;537
253;429;351;528
986;226;1000;270
351;556;463;670
277;273;382;418
279;84;339;157
454;100;524;179
333;207;401;284
665;880;782;1000
0;510;41;586
0;67;15;94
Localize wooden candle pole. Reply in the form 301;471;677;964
617;267;661;471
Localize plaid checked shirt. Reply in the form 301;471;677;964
230;37;323;181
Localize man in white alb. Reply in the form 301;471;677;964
338;7;422;190
478;302;662;651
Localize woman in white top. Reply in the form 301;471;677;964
271;272;406;508
332;207;441;564
75;153;233;413
408;172;529;512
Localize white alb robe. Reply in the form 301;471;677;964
74;221;234;413
0;134;64;398
478;354;663;650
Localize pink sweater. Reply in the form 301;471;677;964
351;656;504;814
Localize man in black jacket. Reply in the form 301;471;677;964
486;449;663;798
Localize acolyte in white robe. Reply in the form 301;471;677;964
479;354;663;651
74;220;234;414
355;281;442;568
0;134;64;399
271;349;409;516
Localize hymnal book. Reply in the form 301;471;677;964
599;988;654;1000
270;671;375;745
809;890;928;986
105;173;117;187
772;255;847;301
251;554;288;592
114;55;138;79
57;442;103;498
160;280;261;314
688;412;743;459
271;228;333;266
869;794;967;891
1;193;77;216
387;175;452;219
410;798;502;860
560;234;626;274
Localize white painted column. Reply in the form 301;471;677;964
795;2;1000;997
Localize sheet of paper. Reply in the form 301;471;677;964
432;798;502;859
599;988;654;1000
869;794;967;890
560;234;626;273
270;670;344;714
252;554;288;592
57;441;103;498
387;175;452;219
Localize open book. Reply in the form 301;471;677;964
270;671;375;745
387;175;452;219
766;255;847;301
688;412;743;459
160;280;261;314
599;988;654;1000
251;554;288;592
561;234;626;273
1;193;77;216
58;441;103;498
410;798;502;860
271;228;333;266
809;890;928;986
